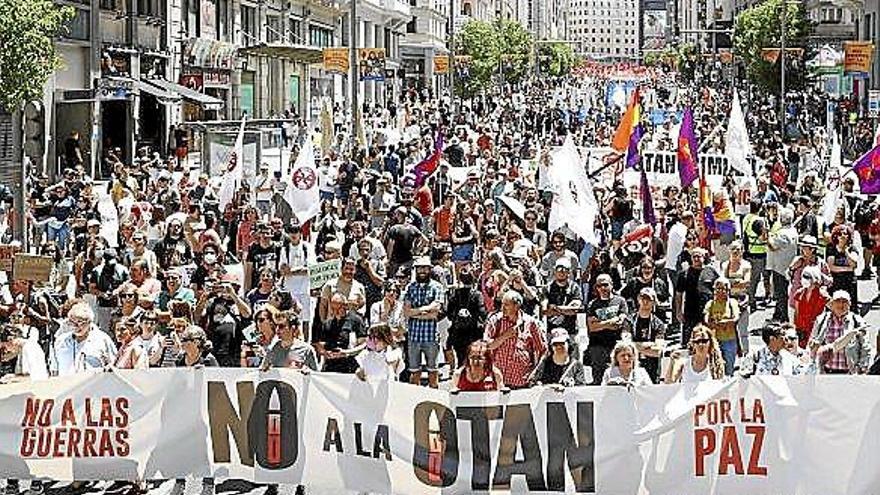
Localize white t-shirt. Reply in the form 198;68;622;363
355;346;403;382
280;240;315;294
255;174;273;201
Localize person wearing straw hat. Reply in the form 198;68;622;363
809;290;872;374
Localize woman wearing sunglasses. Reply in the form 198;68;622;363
665;325;726;383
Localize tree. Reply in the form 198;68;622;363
539;42;576;77
495;19;533;84
734;0;812;91
455;19;533;96
0;0;73;111
455;20;502;96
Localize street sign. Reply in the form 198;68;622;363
870;90;880;118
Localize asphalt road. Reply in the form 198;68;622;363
6;277;880;495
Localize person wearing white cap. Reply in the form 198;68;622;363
586;273;628;384
544;257;582;336
623;287;665;383
809;290;872;374
527;328;588;388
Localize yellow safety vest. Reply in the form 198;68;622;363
743;213;767;256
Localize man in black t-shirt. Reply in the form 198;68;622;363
544;258;582;335
385;208;426;275
586;273;628;384
623;288;666;383
245;224;279;291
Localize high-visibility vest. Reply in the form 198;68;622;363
743;213;767;256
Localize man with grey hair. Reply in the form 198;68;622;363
768;208;798;322
50;302;117;376
484;290;546;388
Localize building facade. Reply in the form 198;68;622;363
568;0;641;59
401;0;451;94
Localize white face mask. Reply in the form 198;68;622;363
204;254;217;264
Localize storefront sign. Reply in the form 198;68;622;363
870;90;880;118
434;55;449;74
323;48;350;75
844;41;874;76
359;48;386;81
180;73;204;92
96;78;135;101
203;70;231;87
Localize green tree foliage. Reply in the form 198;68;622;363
539;42;575;77
455;19;533;96
734;0;812;91
495;19;533;84
0;0;73;111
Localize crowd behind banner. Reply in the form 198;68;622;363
2;69;880;492
2;370;880;495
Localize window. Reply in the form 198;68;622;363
137;0;159;16
61;5;90;40
309;26;333;47
241;5;257;45
267;15;280;42
289;18;302;43
407;16;417;33
99;0;116;10
185;0;199;37
217;0;229;40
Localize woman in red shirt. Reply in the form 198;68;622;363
451;341;505;392
793;266;830;348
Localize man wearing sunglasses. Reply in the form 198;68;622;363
586;273;629;384
739;324;808;377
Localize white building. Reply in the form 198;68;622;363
529;0;569;40
568;0;640;59
401;0;452;94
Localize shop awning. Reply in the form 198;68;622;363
238;43;323;63
134;79;179;103
144;78;224;110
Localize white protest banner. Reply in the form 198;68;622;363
5;372;880;494
308;259;341;289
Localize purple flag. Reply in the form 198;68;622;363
626;124;643;169
853;145;880;195
412;133;445;188
677;108;699;188
640;166;656;225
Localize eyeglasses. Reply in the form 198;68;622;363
257;316;272;323
180;337;196;343
692;338;710;345
784;335;798;341
120;293;137;299
597;282;611;287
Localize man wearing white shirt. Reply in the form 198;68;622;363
665;211;694;286
51;302;117;376
278;224;316;335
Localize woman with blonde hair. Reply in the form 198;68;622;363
666;325;726;382
601;339;652;386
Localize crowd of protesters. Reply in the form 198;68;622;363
2;69;880;492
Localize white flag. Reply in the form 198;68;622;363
547;135;599;245
821;132;843;226
725;90;752;177
217;119;246;211
284;141;320;223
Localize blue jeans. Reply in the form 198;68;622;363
407;341;439;372
719;339;737;376
47;222;70;253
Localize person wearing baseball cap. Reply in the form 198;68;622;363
809;290;872;374
586;273;628;384
544;257;582;336
622;287;665;383
527;328;588;388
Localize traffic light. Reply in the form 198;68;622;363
22;101;44;162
